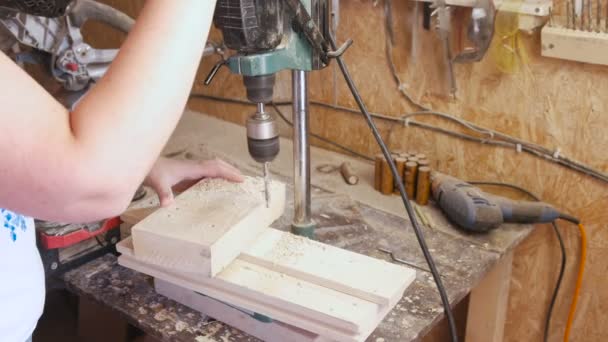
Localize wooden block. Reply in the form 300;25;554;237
131;177;285;277
154;279;329;342
240;229;415;306
541;26;608;66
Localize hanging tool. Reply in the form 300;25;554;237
455;0;496;63
567;1;571;28
588;0;592;30
577;0;591;31
432;0;457;98
572;0;577;30
596;0;601;31
431;172;576;232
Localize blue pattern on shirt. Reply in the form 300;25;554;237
1;208;27;242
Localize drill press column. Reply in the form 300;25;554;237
292;70;315;238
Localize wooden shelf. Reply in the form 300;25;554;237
541;25;608;65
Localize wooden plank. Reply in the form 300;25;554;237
131;176;285;277
541;26;608;66
155;279;329;342
240;228;416;306
465;251;513;342
117;237;379;341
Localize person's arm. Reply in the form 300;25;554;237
0;0;217;222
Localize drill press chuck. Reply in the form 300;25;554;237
246;103;279;163
247;136;280;163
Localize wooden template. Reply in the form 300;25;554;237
240;228;414;306
117;237;383;341
120;175;416;341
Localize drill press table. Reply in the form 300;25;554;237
63;112;535;341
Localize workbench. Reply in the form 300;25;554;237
63;112;534;342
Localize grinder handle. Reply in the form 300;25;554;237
492;196;561;224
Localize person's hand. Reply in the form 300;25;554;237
144;157;244;207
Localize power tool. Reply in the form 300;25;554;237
206;0;351;238
431;172;569;232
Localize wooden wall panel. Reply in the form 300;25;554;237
88;1;607;341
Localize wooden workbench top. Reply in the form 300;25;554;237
63;112;534;341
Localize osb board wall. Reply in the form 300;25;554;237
86;1;607;341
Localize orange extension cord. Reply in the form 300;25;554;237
563;223;587;342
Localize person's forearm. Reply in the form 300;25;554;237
71;0;216;198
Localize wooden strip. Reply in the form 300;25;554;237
466;251;513;342
155;279;329;342
117;238;377;339
240;229;415;306
131;177;285;277
541;26;608;66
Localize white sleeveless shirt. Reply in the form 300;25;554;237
0;209;45;342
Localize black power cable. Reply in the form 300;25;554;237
328;35;459;342
469;181;567;342
270;103;374;161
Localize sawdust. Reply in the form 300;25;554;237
267;232;314;261
195;176;268;201
174;320;188;332
154;309;170;322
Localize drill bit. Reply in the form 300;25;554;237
263;162;271;208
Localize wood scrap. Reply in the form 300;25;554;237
131;176;285;277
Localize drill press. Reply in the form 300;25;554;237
207;0;348;238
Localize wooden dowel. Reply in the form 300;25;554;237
394;157;407;194
380;156;394;195
404;161;418;198
416;166;431;205
340;162;359;185
374;154;383;191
